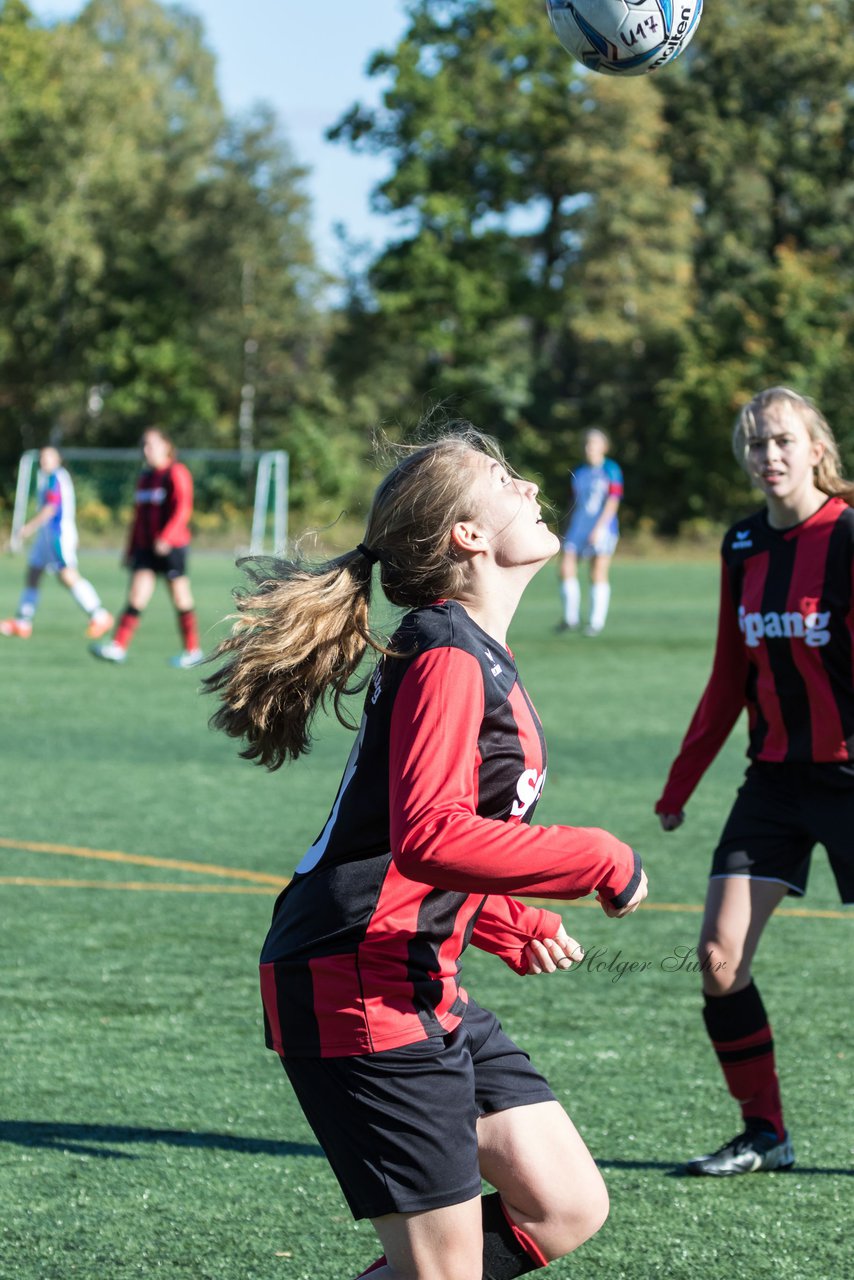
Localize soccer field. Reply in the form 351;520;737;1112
0;553;850;1280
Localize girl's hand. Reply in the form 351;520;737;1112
522;923;585;975
658;811;685;832
597;868;648;918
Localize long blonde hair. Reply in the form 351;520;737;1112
205;426;508;768
733;386;854;505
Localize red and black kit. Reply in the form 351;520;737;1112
658;497;854;812
127;462;193;555
657;496;854;900
261;599;641;1060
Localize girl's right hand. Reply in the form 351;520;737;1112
658;811;685;832
597;868;648;918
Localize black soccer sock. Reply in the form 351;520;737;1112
482;1192;547;1278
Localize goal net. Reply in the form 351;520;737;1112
11;448;289;555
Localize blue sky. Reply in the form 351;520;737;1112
29;0;411;274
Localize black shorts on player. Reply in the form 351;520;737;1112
711;761;854;902
281;1001;556;1221
129;546;188;580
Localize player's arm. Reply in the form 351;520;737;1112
156;463;193;550
388;647;643;909
655;559;748;826
590;463;623;547
17;494;59;542
471;896;585;976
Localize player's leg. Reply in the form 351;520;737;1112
467;1002;607;1274
684;874;795;1175
368;1199;484;1280
283;1030;488;1280
166;567;203;667
558;548;580;630
688;764;813;1173
1;564;43;637
585;553;612;636
477;1101;609;1267
56;565;113;637
92;568;156;661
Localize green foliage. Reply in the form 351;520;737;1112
3;0;852;532
657;0;854;525
329;0;854;530
0;0;361;519
327;0;698;519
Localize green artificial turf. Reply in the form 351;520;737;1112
0;553;850;1280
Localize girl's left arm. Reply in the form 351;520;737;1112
158;463;194;547
470;895;565;974
389;646;641;906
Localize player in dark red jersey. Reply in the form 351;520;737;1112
656;386;854;1177
207;427;648;1280
90;427;203;668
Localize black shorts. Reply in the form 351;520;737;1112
711;762;854;902
281;1000;556;1220
129;547;188;579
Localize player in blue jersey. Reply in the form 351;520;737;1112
558;429;623;636
1;447;113;640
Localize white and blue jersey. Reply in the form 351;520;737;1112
563;459;623;557
29;467;79;572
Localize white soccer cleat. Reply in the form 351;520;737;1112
169;648;204;669
90;640;127;663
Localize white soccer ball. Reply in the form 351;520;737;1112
546;0;703;76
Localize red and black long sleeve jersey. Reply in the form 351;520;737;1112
657;497;854;815
260;599;641;1059
127;462;193;552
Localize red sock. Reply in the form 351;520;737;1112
178;608;199;651
500;1202;548;1269
114;608;141;650
703;983;785;1139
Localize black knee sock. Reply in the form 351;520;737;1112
481;1192;546;1278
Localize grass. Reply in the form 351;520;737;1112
0;552;850;1280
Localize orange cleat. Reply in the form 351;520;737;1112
86;610;114;640
0;618;33;638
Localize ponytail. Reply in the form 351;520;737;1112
206;425;508;767
204;550;384;768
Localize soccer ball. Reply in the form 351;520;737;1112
546;0;703;76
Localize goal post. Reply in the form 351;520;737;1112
11;447;289;555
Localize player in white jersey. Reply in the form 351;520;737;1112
558;429;624;636
1;447;113;640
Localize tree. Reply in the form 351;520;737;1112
658;0;854;526
327;0;697;524
329;0;854;530
0;0;354;521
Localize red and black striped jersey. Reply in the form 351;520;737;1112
261;599;642;1058
127;462;193;553
657;497;854;815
